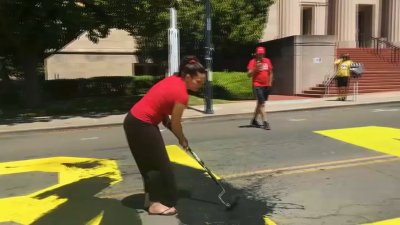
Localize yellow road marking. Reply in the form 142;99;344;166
362;218;400;225
314;126;400;157
0;157;122;225
3;125;397;225
85;211;104;225
167;145;204;170
264;216;277;225
167;145;221;180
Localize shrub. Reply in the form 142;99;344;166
133;75;163;95
42;75;164;100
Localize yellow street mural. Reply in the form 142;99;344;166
166;145;220;179
362;218;400;225
0;157;122;225
264;217;278;225
2;127;397;225
315;126;400;225
315;126;400;157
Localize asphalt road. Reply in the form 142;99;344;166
0;103;399;225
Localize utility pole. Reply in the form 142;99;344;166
204;0;213;114
168;7;180;76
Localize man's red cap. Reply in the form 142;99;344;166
256;46;265;54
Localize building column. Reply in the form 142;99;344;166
335;0;356;47
313;3;327;35
387;0;400;45
279;0;301;38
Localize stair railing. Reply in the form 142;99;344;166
370;37;400;65
323;69;336;97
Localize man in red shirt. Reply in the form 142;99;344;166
247;46;273;130
123;56;206;215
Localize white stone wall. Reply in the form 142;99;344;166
45;29;138;80
261;0;400;47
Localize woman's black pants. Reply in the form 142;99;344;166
123;112;177;207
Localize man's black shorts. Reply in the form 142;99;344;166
336;76;349;87
253;86;271;104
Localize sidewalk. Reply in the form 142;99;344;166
0;91;399;134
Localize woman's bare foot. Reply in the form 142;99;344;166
148;202;177;215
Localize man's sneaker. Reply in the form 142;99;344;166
251;119;260;127
263;121;271;130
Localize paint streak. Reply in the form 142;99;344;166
264;216;277;225
166;145;221;180
85;211;104;225
0;157;121;224
362;218;400;225
315;126;400;157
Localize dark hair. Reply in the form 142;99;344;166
176;55;206;78
341;53;350;60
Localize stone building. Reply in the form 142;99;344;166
45;0;400;82
263;0;400;47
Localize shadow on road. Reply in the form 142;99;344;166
122;164;275;225
31;177;142;225
0;96;134;126
26;161;276;225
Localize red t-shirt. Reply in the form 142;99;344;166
247;58;273;87
130;75;189;125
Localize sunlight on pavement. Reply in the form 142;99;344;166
0;157;121;225
315;126;400;157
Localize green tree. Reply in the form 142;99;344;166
0;0;171;107
0;0;272;107
133;0;274;69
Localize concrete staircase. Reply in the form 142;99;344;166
299;48;400;98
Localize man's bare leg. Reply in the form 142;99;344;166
259;103;270;130
343;86;348;100
251;104;260;126
259;103;266;122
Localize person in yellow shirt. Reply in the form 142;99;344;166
334;53;353;101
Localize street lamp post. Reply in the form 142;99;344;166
204;0;213;114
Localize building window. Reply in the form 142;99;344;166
302;7;313;35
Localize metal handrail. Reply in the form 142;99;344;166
323;69;336;97
370;37;400;65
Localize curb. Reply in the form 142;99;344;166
0;100;399;135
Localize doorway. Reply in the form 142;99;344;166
357;5;373;47
301;7;313;35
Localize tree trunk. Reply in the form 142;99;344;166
21;54;42;108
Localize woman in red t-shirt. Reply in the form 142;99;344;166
123;56;206;215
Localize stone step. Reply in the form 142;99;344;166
312;84;400;91
303;88;400;95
